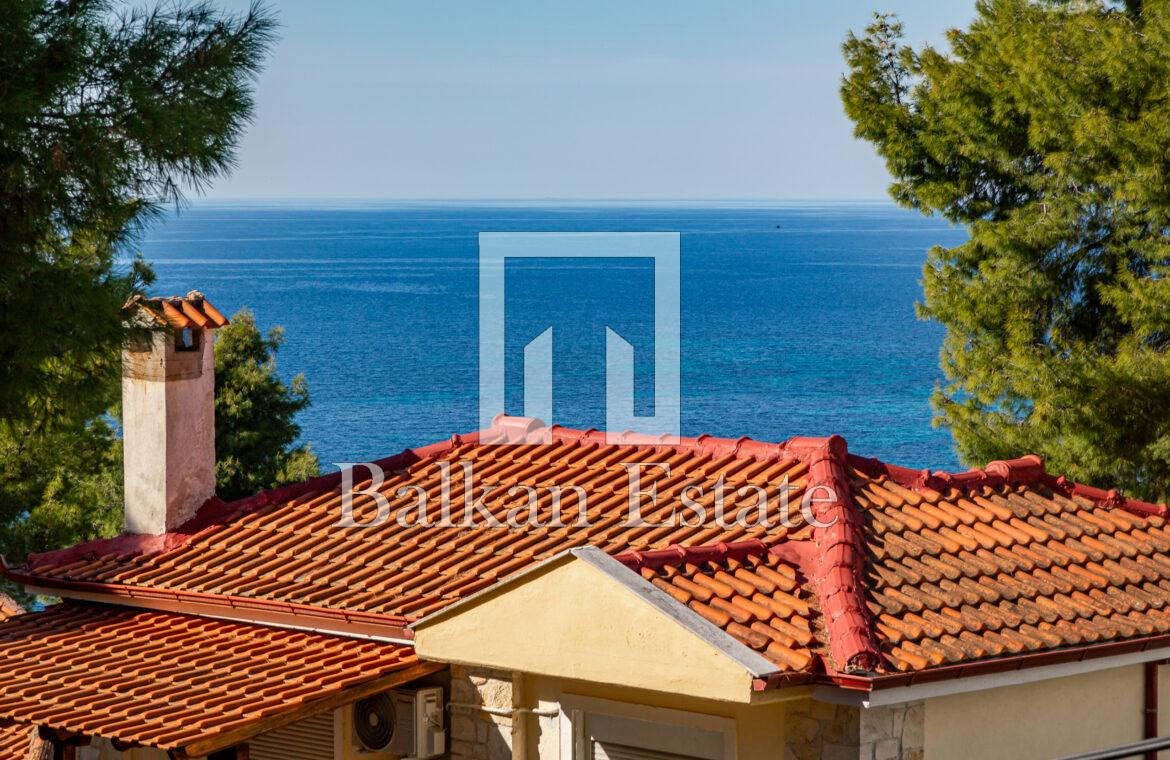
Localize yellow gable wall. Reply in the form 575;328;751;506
925;664;1145;759
412;555;760;703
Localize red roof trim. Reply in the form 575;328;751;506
3;563;412;640
847;452;1167;519
786;435;881;675
809;632;1170;693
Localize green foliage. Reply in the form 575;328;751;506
0;418;123;569
0;0;308;603
0;0;276;425
214;310;320;501
0;311;319;603
842;1;1170;501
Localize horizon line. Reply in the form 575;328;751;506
191;196;896;205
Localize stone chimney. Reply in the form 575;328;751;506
122;291;229;535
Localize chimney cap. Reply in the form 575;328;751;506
124;291;230;331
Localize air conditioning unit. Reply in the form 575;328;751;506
345;687;445;759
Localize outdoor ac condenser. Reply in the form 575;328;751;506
342;686;445;759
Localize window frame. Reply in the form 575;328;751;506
558;694;736;760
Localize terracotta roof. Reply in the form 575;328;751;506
852;456;1170;674
0;721;36;760
0;602;37;760
124;290;229;331
0;603;427;755
8;418;1170;688
0;594;22;623
615;541;818;672
17;427;815;625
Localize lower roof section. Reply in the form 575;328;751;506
0;595;21;623
0;603;435;756
0;721;38;760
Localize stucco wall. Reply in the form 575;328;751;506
1160;663;1170;760
413;555;758;702
122;328;216;535
925;664;1144;759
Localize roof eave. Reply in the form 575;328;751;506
797;633;1170;700
3;562;412;643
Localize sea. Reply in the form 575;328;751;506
138;201;969;471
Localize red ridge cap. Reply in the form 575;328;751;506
1057;478;1167;517
496;415;793;461
985;454;1045;484
850;452;1168;519
784;435;881;675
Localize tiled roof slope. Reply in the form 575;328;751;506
8;418;1170;685
851;456;1170;673
17;428;815;623
0;603;422;754
0;596;38;760
615;542;818;673
0;722;36;760
0;594;21;623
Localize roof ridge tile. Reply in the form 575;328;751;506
785;435;882;675
848;452;1167;520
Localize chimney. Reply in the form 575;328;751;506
121;291;229;535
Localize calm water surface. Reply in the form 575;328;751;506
139;201;968;470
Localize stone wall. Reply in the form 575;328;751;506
783;698;923;760
449;665;514;760
447;669;923;760
783;699;860;760
859;701;923;760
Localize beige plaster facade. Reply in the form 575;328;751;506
414;549;1170;760
924;663;1154;760
413;550;778;704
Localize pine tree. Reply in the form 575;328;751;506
214;310;320;501
842;0;1170;501
0;1;319;600
0;0;276;425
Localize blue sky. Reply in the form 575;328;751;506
210;1;974;200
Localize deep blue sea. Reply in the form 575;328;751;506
139;201;968;470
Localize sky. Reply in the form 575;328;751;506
208;0;975;201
